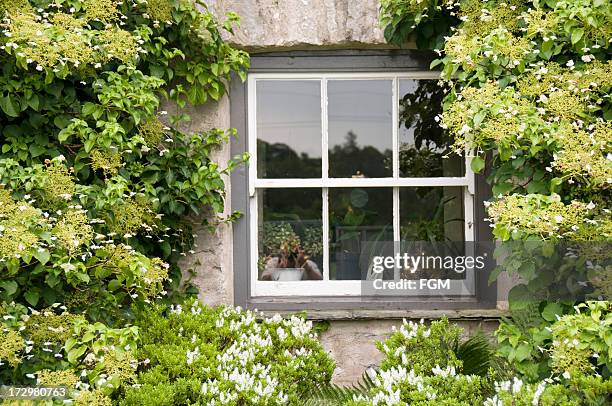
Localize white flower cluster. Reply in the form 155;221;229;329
431;364;457;378
484;377;549;406
189;304;319;405
391;318;431;341
367;365;447;405
201;364;287;406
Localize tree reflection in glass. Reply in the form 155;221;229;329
398;79;463;177
256;80;322;178
328;80;393;178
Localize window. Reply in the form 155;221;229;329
230;51;494;310
248;72;475;297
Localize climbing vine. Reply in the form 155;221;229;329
0;0;248;396
381;0;611;382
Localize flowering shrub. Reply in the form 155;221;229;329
377;317;462;375
483;374;612;406
0;0;248;400
120;299;335;405
313;318;610;405
360;318;493;405
308;318;496;405
0;301;140;404
0;0;248;316
380;0;611;392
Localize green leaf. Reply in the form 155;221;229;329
29;143;46;157
541;302;563;322
492;181;514;196
473;111;486;127
514;343;532;362
150;65;165;78
571;28;584;45
471;156;485;173
24;289;40;306
0;280;18;296
107;279;122;291
27;94;40;111
0;95;20;117
67;345;87;364
33;249;51;265
430;59;443;69
160;241;171;258
82;102;98;116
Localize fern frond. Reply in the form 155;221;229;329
303;370;376;405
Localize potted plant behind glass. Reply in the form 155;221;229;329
259;222;323;281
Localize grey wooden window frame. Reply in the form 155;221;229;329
230;50;496;312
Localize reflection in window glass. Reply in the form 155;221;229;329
257;80;321;178
329;188;393;280
399;187;465;280
328;80;392;178
399;187;464;242
399;79;463;177
258;189;323;281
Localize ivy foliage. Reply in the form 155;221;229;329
0;0;249;321
0;0;249;398
380;0;611;388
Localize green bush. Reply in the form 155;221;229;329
120;299;335;405
484;375;612;406
0;0;248;322
366;318;494;405
308;318;496;405
309;318;611;405
0;0;248;400
0;301;139;403
379;0;611;392
377;318;462;375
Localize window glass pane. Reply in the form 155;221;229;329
258;188;323;281
399;187;466;281
257;80;322;178
399;79;463;177
329;188;393;280
328;80;392;178
399;187;464;242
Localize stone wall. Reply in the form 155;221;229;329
182;0;510;385
170;96;235;307
205;0;387;51
320;318;499;386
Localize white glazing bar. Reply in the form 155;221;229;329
247;75;257;197
392;77;401;280
253;280;470;297
250;72;441;80
393;186;400;280
254;177;470;188
249;192;259;295
392;77;399;179
322;187;330;281
321;78;330;281
464;186;475;243
322;77;328;181
463;187;477;294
